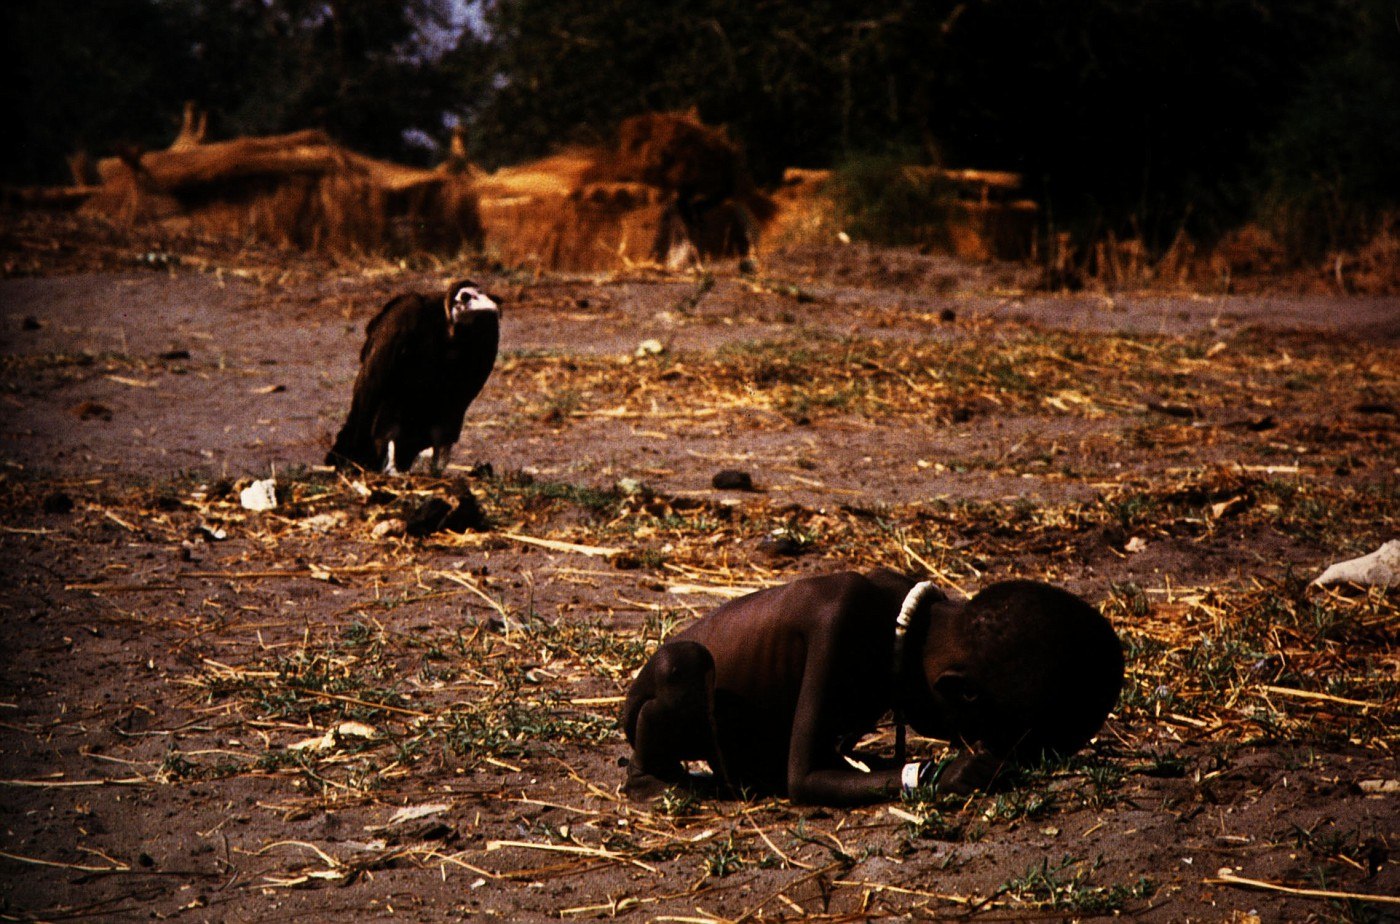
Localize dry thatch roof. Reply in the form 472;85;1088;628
52;110;773;269
81;127;481;255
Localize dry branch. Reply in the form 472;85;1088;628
1206;870;1400;906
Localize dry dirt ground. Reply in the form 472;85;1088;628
0;215;1396;922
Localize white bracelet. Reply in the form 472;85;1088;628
901;761;922;791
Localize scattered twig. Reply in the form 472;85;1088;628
1206;870;1400;906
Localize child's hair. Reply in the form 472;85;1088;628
957;581;1124;758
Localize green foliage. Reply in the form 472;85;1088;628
2;0;459;183
2;0;197;182
995;855;1157;914
4;0;1393;253
1257;0;1400;254
702;833;745;877
448;0;1384;247
830;152;957;245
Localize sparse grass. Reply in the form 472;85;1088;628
481;471;624;518
829;152;958;246
1110;582;1398;749
673;272;715;313
183;611;627;792
4;258;1397;921
702;833;746;877
992;855;1157;915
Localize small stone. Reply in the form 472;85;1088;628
711;469;755;491
371;518;406;539
42;492;74;514
238;478;277;512
442;490;489;533
70;401;113;421
757;536;807;558
405;498;453;537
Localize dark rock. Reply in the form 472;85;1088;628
206;479;235;500
366;488;397;506
404;498;453;537
442;489;489;532
756;536;808;558
1147;400;1198;419
70;401;113;421
1355;402;1396;416
712;469;755;491
42;492;74;514
405;489;489;537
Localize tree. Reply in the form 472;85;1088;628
1;0;199;183
453;0;1370;245
1;0;462;184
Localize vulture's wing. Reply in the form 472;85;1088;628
327;295;434;469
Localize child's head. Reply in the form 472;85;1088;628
923;581;1124;760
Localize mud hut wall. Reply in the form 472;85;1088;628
95;131;339;189
82;130;480;255
387;181;483;253
479;190;671;272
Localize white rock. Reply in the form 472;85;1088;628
239;478;277;511
371;518;406;539
299;512;344;532
1312;539;1400;587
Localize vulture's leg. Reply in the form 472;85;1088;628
430;444;453;475
383;440;400;476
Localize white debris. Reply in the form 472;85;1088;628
289;721;377;752
239;478;277;511
1312;540;1400;588
665;238;702;272
635;338;665;357
1124;536;1149;554
298;512;345;532
370;803;454;831
371;518;406;539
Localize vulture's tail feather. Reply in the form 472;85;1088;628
326;412;380;471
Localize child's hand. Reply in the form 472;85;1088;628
937;745;1005;794
902;745;1005;795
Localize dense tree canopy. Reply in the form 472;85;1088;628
2;0;458;179
3;0;1395;249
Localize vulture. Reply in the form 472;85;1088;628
327;280;500;474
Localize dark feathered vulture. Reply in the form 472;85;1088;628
327;280;500;474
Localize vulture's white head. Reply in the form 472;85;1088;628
447;280;499;326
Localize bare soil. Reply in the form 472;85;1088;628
0;214;1396;922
